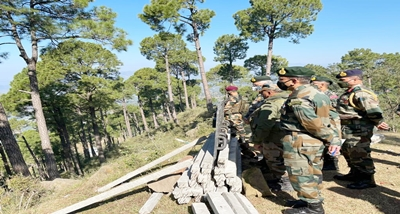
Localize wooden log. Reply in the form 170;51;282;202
206;192;235;214
138;192;164;214
233;193;260;214
52;159;193;214
221;192;247;214
191;203;211;214
97;138;200;193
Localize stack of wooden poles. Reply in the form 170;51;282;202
172;132;242;204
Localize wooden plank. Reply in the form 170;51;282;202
97;138;200;193
233;192;260;214
138;192;164;214
191;203;211;214
206;192;235;214
222;192;247;214
52;159;193;214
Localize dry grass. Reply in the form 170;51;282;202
21;127;400;214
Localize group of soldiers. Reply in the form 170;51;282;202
223;66;389;214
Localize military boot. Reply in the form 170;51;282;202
347;173;377;189
322;154;339;171
239;137;256;158
284;200;308;208
333;168;358;181
283;201;325;214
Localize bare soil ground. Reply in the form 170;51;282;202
27;132;400;214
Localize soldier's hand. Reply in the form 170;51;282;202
328;145;341;156
376;122;390;130
253;144;263;151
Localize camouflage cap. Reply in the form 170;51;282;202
276;66;315;77
250;76;271;83
225;85;238;91
336;69;363;78
310;76;333;85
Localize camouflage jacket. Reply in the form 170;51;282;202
244;93;264;119
280;84;340;146
336;84;384;125
224;94;242;116
324;89;339;108
251;92;288;145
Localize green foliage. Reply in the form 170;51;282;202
233;0;323;43
244;55;289;76
213;34;248;63
207;64;249;85
0;1;132;51
139;0;215;39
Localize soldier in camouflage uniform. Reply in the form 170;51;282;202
224;85;255;158
243;76;272;124
311;76;341;171
277;67;341;214
334;69;389;189
250;84;289;184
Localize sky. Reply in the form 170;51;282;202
1;0;400;94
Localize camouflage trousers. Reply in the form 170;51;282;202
262;140;285;179
341;125;375;174
282;132;324;203
226;113;246;138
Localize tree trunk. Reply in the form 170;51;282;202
72;139;84;176
27;63;59;179
0;102;31;177
192;24;213;112
52;105;74;173
87;130;96;157
138;96;149;132
180;69;190;110
22;135;47;180
122;98;133;138
266;36;274;76
79;119;90;159
56;127;73;172
181;72;190;109
162;104;168;123
89;105;105;163
0;143;13;176
165;102;173;122
100;109;112;148
229;61;234;84
165;55;178;124
131;112;141;135
149;98;159;129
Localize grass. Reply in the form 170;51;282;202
5;108;400;214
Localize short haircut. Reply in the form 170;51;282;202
295;77;311;84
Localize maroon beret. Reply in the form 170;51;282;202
225;85;238;91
